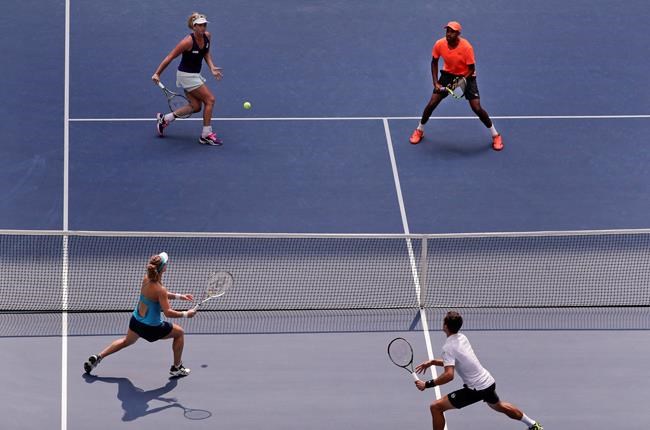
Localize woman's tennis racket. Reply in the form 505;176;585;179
387;337;420;381
179;404;212;420
192;271;234;310
444;76;467;99
156;81;193;118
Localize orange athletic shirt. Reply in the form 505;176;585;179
432;37;475;76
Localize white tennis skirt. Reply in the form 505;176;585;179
176;70;206;92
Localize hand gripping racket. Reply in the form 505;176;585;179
156;81;193;118
444;76;467;99
387;337;420;381
192;271;234;310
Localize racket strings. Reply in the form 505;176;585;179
206;272;234;297
388;340;413;367
449;77;467;98
169;96;192;118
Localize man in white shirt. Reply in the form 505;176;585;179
415;311;543;430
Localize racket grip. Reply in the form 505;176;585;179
157;81;165;89
411;372;420;382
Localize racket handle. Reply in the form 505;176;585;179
157;81;165;89
411;372;420;382
191;297;210;311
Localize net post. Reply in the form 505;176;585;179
419;237;427;309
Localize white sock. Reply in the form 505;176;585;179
489;125;499;137
520;414;535;427
202;126;212;138
417;123;424;131
164;113;176;123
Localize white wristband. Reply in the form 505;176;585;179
181;311;188;318
173;293;179;300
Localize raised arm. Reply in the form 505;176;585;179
159;287;196;318
431;57;441;92
152;36;193;83
203;32;222;80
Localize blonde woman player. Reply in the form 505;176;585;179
83;252;197;377
152;12;224;146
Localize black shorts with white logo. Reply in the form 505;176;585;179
437;71;480;100
448;383;500;409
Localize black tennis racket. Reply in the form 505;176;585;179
192;271;234;310
444;76;467;99
156;81;193;118
387;337;420;381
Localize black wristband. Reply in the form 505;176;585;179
425;379;436;388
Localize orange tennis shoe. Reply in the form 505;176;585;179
409;129;424;144
492;134;504;151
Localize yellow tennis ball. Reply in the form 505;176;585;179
243;101;252;110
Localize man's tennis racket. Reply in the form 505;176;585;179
192;271;234;310
444;76;467;99
387;337;420;381
157;81;193;118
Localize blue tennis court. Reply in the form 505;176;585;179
2;0;650;429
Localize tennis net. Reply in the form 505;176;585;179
2;307;650;338
1;229;649;313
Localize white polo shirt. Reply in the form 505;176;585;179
441;333;495;390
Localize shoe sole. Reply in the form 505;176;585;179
199;139;223;146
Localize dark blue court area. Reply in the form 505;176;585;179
2;0;650;429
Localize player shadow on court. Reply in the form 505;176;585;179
422;139;492;158
82;374;212;421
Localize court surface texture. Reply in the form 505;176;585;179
1;1;649;429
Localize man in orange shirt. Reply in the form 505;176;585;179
409;21;503;151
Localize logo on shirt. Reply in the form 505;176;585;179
192;51;199;54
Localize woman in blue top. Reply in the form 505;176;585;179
152;12;224;146
83;252;197;377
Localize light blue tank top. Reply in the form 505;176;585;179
132;294;163;326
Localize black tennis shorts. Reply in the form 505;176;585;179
129;316;173;342
448;383;500;409
437;71;480;100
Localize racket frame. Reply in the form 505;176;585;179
387;337;420;381
191;270;234;310
156;81;192;118
445;76;467;99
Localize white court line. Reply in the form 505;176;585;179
4;227;650;237
69;114;650;122
61;0;70;429
382;119;444;405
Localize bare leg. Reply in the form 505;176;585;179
99;329;139;359
185;91;203;116
429;396;456;430
188;85;216;127
163;323;186;367
420;92;447;126
468;98;493;128
488;400;524;420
